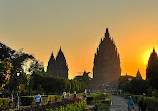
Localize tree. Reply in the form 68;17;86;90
118;75;134;92
0;61;12;88
128;79;149;95
0;42;15;61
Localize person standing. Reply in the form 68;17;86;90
67;91;70;99
127;96;134;111
139;95;147;111
82;93;86;100
14;93;18;108
35;94;41;105
73;91;77;98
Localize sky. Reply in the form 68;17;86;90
0;0;158;79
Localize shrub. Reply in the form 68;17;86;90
0;98;9;110
19;98;82;111
88;93;106;101
20;96;34;106
87;93;111;111
152;89;158;98
145;97;158;111
47;100;87;111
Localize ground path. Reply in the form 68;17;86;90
110;95;138;111
110;95;150;111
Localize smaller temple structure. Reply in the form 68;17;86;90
136;69;142;80
47;47;68;79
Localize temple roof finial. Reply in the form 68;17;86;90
105;28;110;37
106;28;109;33
153;47;155;53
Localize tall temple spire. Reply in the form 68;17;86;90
56;47;65;60
59;46;62;51
146;48;158;79
50;51;55;60
47;51;56;75
92;28;121;90
56;47;68;78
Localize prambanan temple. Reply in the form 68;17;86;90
47;47;68;79
90;28;121;91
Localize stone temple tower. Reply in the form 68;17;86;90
92;28;121;89
47;47;68;79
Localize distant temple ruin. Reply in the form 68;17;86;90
90;28;121;91
136;69;142;80
47;47;68;79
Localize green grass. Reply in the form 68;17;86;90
46;100;87;111
0;98;9;110
87;93;111;111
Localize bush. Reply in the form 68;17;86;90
19;98;82;111
20;96;34;106
152;89;158;98
47;100;87;111
88;93;106;101
21;95;62;106
48;95;61;102
0;98;9;110
145;97;158;111
87;93;111;111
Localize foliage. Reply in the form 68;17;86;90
74;71;91;90
19;98;82;111
47;100;87;111
147;87;153;97
0;98;9;110
0;42;86;96
145;97;158;111
118;75;135;91
30;71;85;95
0;61;12;87
128;79;149;95
152;89;158;98
88;93;106;101
20;96;34;106
92;103;110;111
20;95;62;106
0;42;15;61
87;93;111;111
118;76;150;95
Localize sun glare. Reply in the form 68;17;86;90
142;50;152;65
142;47;158;66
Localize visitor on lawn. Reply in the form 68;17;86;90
82;92;86;100
67;91;70;99
73;91;77;98
35;94;41;105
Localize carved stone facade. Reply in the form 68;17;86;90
91;28;121;90
47;48;68;79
